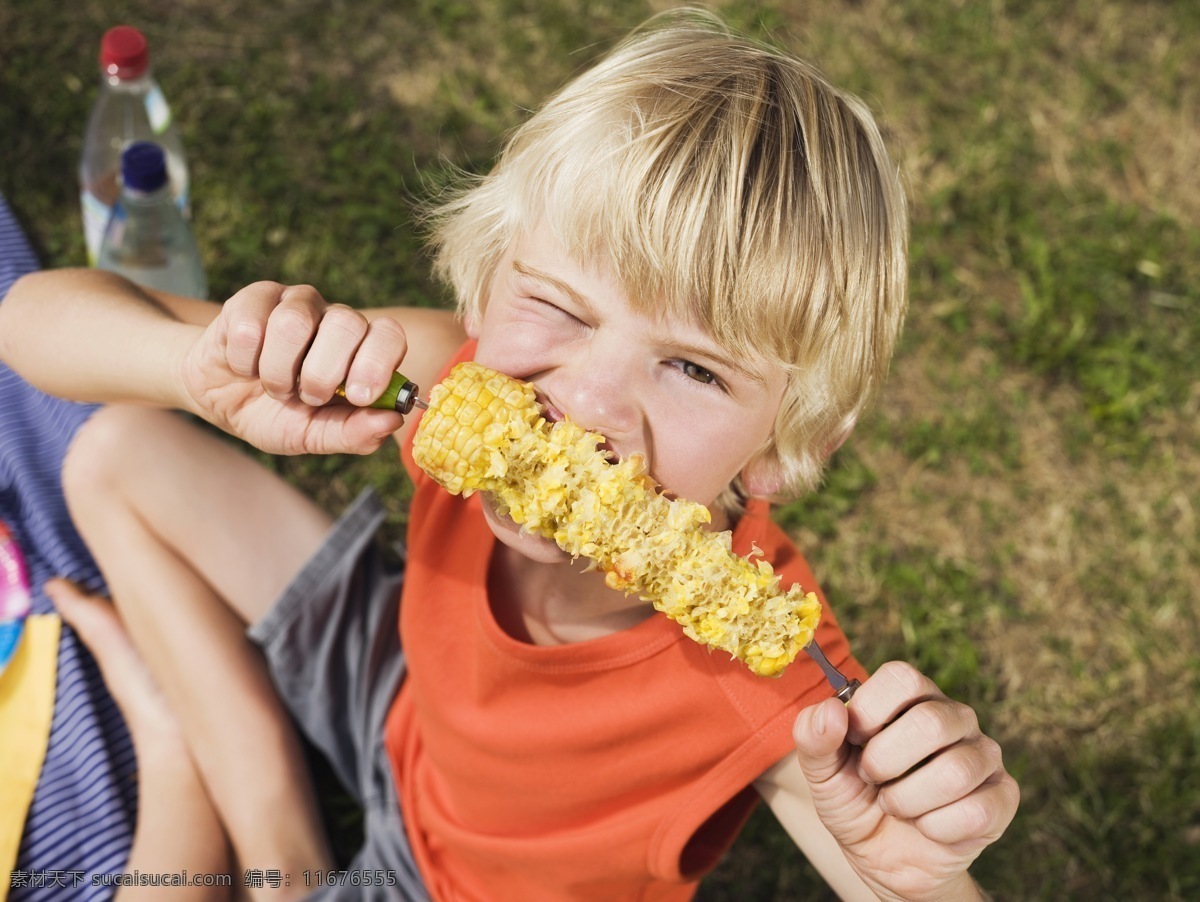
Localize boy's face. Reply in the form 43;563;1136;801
468;225;787;563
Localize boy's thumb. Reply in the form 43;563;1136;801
792;697;851;785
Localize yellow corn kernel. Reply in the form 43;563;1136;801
412;361;821;677
413;362;542;495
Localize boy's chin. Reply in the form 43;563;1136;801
480;494;569;564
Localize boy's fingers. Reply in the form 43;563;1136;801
911;771;1021;847
874;736;1003;818
219;281;288;377
857;697;978;785
845;661;944;746
343;317;410;406
297;304;369;406
259;285;328;400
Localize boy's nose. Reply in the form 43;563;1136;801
554;352;640;443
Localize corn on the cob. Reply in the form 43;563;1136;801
412;361;821;676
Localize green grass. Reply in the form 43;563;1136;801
3;0;1198;898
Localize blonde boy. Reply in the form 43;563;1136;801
0;11;1016;900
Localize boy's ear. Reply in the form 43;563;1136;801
741;456;784;498
741;414;859;497
463;311;481;339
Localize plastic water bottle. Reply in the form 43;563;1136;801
97;142;208;298
79;25;190;264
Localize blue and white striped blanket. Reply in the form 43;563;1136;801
1;196;137;900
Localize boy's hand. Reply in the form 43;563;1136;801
181;282;408;455
792;661;1018;901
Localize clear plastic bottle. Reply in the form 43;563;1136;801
97;142;208;299
79;25;190;264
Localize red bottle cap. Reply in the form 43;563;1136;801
100;26;149;79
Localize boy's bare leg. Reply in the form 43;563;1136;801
48;579;234;899
62;405;340;896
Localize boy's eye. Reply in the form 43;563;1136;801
679;361;717;385
534;297;579;321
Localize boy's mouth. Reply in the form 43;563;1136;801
538;395;565;424
538;394;619;464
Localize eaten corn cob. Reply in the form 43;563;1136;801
412;361;821;676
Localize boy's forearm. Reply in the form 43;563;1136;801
0;269;204;409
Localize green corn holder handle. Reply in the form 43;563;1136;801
334;372;425;414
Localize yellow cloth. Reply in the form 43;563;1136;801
0;614;61;896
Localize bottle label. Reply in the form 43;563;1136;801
81;189;114;265
145;84;172;135
175;184;191;220
82;177;187;264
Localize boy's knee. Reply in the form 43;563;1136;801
62;405;170;508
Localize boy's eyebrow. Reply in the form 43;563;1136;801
511;260;767;387
512;261;597;316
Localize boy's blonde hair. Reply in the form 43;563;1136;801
428;9;908;510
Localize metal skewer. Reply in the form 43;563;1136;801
804;638;861;703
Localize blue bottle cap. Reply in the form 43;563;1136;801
121;141;168;192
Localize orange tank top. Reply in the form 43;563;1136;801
384;341;866;901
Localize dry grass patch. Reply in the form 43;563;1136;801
833;333;1199;742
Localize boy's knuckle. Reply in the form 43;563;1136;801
368;315;408;345
956;795;993;838
978;734;1003;769
229;317;266;349
1001;772;1022;812
911;700;955;743
322;304;368;339
879;660;928;698
279;283;321;305
943;752;981;794
352;350;394;379
229;280;282;307
856;750;885;784
248;279;286;292
270;304;318;345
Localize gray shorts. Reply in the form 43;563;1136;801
248;489;429;901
